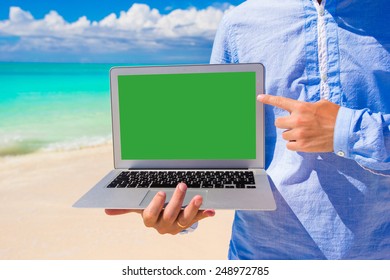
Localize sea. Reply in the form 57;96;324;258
0;62;121;157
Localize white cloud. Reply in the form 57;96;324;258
0;3;234;56
9;6;33;23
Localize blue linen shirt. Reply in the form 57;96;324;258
210;0;390;259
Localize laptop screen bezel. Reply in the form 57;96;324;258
110;63;265;169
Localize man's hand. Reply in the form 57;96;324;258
257;94;340;153
105;182;215;235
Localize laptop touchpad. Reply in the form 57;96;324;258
139;189;208;208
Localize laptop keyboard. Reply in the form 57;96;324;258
106;170;256;189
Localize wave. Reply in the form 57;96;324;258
0;135;112;157
41;135;112;152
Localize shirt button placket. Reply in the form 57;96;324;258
319;6;325;16
316;2;330;100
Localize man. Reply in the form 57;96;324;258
107;0;390;259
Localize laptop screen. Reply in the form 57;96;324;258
117;72;256;160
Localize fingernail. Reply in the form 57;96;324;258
157;191;166;197
178;182;187;192
257;94;265;101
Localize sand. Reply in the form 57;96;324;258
0;145;234;260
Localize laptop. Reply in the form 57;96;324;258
73;63;276;210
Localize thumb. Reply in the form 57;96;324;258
105;209;143;215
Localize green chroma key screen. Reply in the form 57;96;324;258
117;72;256;160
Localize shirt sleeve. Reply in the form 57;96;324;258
179;221;198;235
210;16;236;65
334;106;390;171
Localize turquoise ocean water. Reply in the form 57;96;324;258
0;63;117;156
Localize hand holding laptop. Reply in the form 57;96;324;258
105;183;215;234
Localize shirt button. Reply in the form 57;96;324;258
337;151;345;157
321;73;328;82
319;7;325;16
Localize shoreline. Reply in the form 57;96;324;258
0;144;234;260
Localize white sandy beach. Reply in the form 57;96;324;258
0;145;234;260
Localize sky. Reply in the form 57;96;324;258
0;0;245;64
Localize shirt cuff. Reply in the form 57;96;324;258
179;222;198;234
334;106;355;158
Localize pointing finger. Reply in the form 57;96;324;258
257;94;300;113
